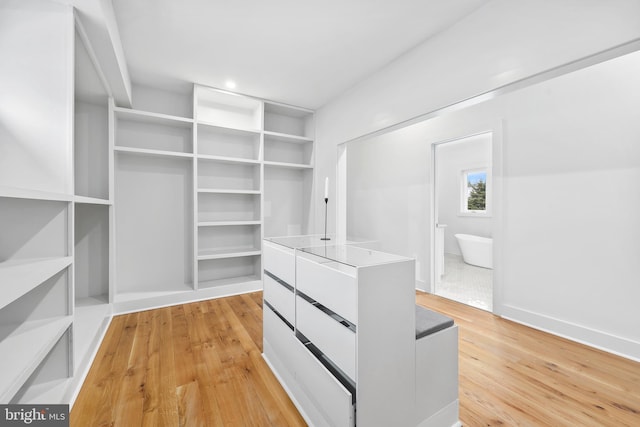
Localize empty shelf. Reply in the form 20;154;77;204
198;220;261;227
0;186;73;202
114;146;194;158
0;257;73;310
0;316;72;403
74;195;111;205
198;248;262;260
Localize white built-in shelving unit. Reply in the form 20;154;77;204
71;18;113;406
112;99;195;309
110;84;314;311
0;196;73;404
263;102;315;237
194;86;264;290
1;1;316;403
0;2;75;404
264;102;314;169
0;2;115;405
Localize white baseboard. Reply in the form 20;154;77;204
416;400;460;427
415;279;429;293
501;304;640;362
112;280;263;314
67;314;113;409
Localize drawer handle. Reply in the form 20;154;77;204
264;300;294;331
297;290;356;333
264;269;294;292
296;330;357;403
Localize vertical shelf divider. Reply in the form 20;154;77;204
193;84;200;290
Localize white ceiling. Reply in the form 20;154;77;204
111;0;489;109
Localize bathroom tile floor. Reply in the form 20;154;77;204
436;253;493;311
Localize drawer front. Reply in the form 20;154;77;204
296;295;356;381
293;331;355;427
296;255;357;324
263;273;295;325
263;241;295;286
264;305;354;427
263;303;296;368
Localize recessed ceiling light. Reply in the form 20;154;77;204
225;80;237;90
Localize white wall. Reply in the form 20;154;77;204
315;0;640;360
435;134;492;255
341;49;640;360
316;0;640;237
0;0;74;194
346;127;429;283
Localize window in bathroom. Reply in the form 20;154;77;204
461;168;490;216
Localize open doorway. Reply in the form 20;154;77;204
432;132;494;311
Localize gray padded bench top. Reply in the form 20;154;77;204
415;305;454;339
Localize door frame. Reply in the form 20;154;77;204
429;123;504;314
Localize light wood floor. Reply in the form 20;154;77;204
72;291;640;426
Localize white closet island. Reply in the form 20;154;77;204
263;236;460;427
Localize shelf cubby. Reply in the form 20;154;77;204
75;100;109;200
0;265;71;403
198;256;261;289
264;132;314;167
196;86;262;132
197;123;261;161
115;154;193;299
264;102;314;138
74;204;109;303
198;224;261;260
114;107;194;155
264;167;313;237
197;158;260;192
0;198;69;264
198;191;261;222
1;317;72;404
0;257;73;311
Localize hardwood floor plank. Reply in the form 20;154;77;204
157;308;180;426
170;305;197;386
218;297;305;426
182;302;225;427
416;291;640;426
81;312;138;427
176;381;206;427
70;313;128;426
111;310;148;426
72;291;640;427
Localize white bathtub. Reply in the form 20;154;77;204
454;234;492;269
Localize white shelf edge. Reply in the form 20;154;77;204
0;257;73;310
197;188;261;195
264;100;314;115
264;161;313;170
73;296;112;377
113;106;193;126
198;221;262;227
198;249;262;261
198;275;262;289
0;186;73;202
114;146;194;159
197;154;260;165
74;195;111;205
197;120;261;136
17;377;73;405
0;316;73;403
113;284;194;304
264;130;313;143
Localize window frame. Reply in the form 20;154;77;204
459;167;491;217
